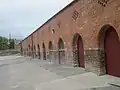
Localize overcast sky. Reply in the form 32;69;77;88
0;0;73;39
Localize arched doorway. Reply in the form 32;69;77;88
20;44;23;55
58;38;65;64
42;43;46;60
28;44;31;56
48;41;53;62
73;33;85;67
27;48;29;56
33;45;36;58
31;46;34;58
98;24;120;77
37;44;41;59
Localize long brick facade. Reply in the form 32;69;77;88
20;0;120;76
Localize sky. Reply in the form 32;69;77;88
0;0;73;39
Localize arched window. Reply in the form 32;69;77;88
49;41;53;50
58;38;64;50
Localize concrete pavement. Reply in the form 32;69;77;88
0;56;120;90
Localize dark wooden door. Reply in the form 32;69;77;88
105;28;120;77
77;37;85;68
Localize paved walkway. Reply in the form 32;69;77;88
0;56;120;90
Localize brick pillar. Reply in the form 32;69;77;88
73;45;79;67
52;50;59;64
65;49;73;66
85;48;106;75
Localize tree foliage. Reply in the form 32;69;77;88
0;36;9;50
0;36;15;50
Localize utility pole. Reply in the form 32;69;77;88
9;34;11;40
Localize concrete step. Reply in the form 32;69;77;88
100;75;120;88
36;72;111;90
79;86;120;90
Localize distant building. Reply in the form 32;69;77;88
20;0;120;77
15;39;21;51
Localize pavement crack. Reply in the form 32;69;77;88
0;64;9;67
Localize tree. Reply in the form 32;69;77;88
0;36;9;50
0;36;15;50
9;39;15;49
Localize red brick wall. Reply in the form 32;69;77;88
21;0;120;75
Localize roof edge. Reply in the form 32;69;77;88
20;0;79;44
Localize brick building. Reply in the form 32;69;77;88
20;0;120;77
